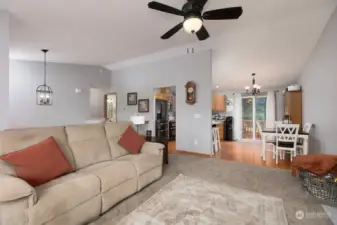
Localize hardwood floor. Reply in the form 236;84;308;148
168;141;291;170
219;141;291;170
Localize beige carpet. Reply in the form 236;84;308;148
117;174;288;225
90;154;334;225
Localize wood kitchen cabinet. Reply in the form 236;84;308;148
212;95;226;112
284;91;302;125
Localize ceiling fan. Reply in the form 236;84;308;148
148;0;243;41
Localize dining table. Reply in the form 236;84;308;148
261;128;310;161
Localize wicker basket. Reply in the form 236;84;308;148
299;170;337;202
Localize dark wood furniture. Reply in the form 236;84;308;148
284;91;302;126
146;136;168;165
185;81;196;105
212;94;226;112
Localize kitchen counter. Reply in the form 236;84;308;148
212;120;225;125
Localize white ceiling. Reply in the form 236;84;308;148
7;0;243;65
4;0;337;90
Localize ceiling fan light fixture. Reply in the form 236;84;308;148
183;17;202;34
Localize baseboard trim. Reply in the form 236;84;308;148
173;150;211;158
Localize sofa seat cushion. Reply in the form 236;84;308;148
77;161;112;173
78;161;137;193
27;173;100;225
117;154;162;175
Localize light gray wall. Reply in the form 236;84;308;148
9;60;111;128
89;88;106;119
275;91;285;121
0;11;9;130
111;51;212;155
298;8;337;154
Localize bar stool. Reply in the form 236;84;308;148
212;126;221;156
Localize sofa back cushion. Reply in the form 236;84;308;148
0;126;75;169
65;124;111;170
118;126;146;154
105;122;134;159
1;137;73;187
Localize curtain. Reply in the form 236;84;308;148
266;91;276;128
234;93;242;140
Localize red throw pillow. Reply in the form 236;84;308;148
0;137;72;187
118;126;146;154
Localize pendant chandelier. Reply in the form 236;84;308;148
244;73;261;95
36;49;53;105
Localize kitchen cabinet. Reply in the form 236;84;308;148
212;95;226;112
284;91;302;125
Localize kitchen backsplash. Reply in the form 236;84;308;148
212;112;226;120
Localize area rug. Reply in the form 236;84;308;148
117;174;288;225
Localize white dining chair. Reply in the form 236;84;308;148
256;121;276;159
274;121;283;128
212;127;221;156
297;123;312;155
275;124;300;164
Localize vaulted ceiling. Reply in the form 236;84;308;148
4;0;337;90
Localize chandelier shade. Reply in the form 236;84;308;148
36;84;53;105
36;49;53;106
244;73;261;95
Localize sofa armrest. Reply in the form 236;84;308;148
141;142;164;156
0;174;36;204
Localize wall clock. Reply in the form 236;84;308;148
185;81;196;105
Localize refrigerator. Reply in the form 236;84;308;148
155;100;169;138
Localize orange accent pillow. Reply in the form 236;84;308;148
0;137;72;187
118;126;146;154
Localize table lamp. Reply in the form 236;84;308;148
130;115;145;133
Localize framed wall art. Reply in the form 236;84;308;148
138;99;149;113
127;92;137;105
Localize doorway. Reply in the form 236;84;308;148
153;87;176;144
241;95;267;141
104;93;117;122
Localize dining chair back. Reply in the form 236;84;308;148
303;123;313;133
274;121;283;128
275;124;300;164
297;123;313;154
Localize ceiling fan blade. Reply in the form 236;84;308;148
203;7;243;20
148;1;184;16
161;23;183;39
196;25;210;41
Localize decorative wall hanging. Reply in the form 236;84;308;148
127;92;138;105
138;99;150;113
185;81;196;105
36;49;53;105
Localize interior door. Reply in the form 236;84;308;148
105;93;117;122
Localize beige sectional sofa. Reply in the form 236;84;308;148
0;122;164;225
